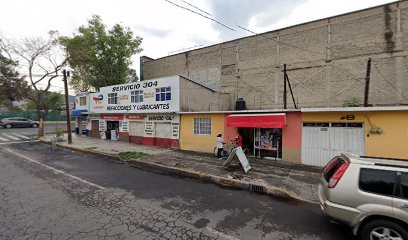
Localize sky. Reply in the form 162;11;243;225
0;0;395;93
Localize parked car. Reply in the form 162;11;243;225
0;117;39;128
318;153;408;240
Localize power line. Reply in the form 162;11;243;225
178;0;212;16
164;0;236;31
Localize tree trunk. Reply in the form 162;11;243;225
37;111;48;137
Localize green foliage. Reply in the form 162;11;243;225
60;15;143;91
26;92;64;111
119;151;150;161
55;128;64;137
342;97;361;107
0;48;30;110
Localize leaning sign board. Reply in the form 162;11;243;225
222;147;251;173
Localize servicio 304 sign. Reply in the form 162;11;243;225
89;76;180;114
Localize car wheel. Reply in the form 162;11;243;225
360;219;408;240
4;124;12;129
31;123;39;128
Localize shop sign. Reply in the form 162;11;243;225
99;120;106;131
148;115;174;121
119;120;129;133
172;123;179;138
89;76;180;114
126;115;145;120
222;147;251;173
100;115;124;120
145;122;154;136
111;130;118;141
100;131;106;140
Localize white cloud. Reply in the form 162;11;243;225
0;0;395;93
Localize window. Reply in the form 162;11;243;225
359;168;397;197
400;172;408;200
155;87;171;101
79;96;86;106
131;90;143;103
108;93;118;104
194;118;211;135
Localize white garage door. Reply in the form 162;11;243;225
129;121;144;136
301;122;365;167
155;122;172;138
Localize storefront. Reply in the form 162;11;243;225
180;111;302;163
82;76;181;149
226;113;287;159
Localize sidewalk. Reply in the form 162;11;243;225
40;133;321;203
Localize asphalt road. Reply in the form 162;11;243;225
0;124;69;136
0;141;355;240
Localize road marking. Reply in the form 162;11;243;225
205;227;240;240
0;136;8;141
0;146;105;190
0;140;40;145
10;133;30;139
1;133;19;140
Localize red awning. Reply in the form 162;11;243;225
227;113;286;128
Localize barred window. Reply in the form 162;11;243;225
131;90;143;103
194;118;211;135
108;93;118;104
155;87;171;101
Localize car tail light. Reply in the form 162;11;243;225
328;162;350;188
1;119;5;124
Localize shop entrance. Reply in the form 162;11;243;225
227;113;286;160
106;121;119;139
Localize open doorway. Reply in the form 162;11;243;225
106;121;119;139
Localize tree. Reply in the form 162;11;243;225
26;91;64;112
60;15;142;91
3;31;66;136
0;40;31;110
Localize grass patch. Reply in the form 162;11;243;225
84;147;98;151
119;151;150;160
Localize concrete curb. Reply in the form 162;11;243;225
38;139;318;204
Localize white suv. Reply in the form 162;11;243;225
318;153;408;240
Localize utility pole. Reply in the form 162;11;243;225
364;58;372;107
283;64;287;109
63;69;72;144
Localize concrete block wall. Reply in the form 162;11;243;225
143;1;408;110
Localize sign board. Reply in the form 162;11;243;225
126;115;145;120
89;76;180;114
100;131;106;140
100;115;124;120
235;147;251;173
222;147;251;173
99;120;106;131
119;120;129;133
111;130;118;141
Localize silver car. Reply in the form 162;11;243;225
318;153;408;240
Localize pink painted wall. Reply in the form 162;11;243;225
223;115;238;143
282;112;302;148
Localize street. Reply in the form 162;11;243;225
0;124;69;142
0;141;354;240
